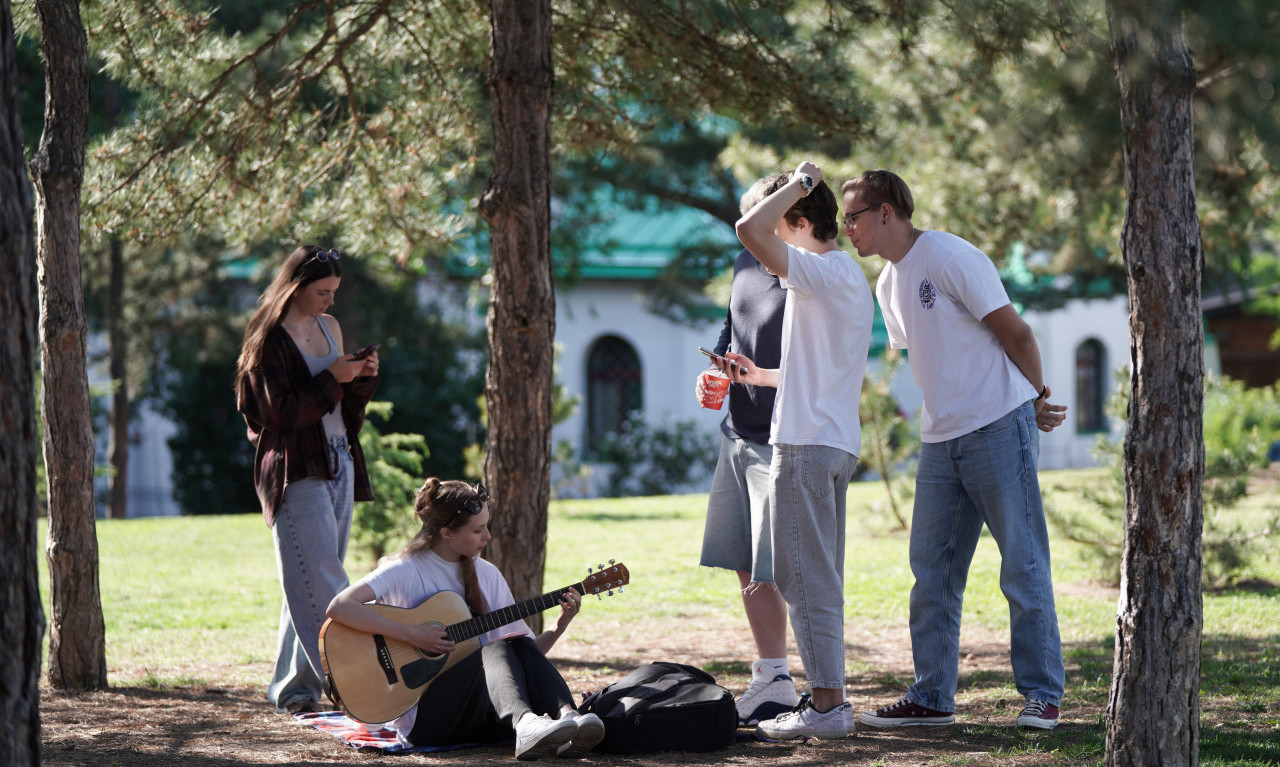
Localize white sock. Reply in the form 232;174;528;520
756;657;788;680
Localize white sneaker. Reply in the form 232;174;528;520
514;713;578;761
736;660;800;726
556;711;606;758
756;697;856;741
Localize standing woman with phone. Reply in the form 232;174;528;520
235;245;380;714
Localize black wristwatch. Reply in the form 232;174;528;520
1036;385;1048;401
798;174;815;196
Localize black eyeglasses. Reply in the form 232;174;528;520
458;483;489;516
312;248;342;263
843;204;878;228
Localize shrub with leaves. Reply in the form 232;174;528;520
595;411;718;498
352;401;430;565
858;348;918;530
1047;369;1278;587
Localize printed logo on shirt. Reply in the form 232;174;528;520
918;278;937;310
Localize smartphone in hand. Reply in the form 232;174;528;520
698;346;738;373
351;343;381;360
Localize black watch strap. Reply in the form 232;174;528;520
1036;385;1048;400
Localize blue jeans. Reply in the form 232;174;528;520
906;401;1064;712
770;443;859;691
267;435;354;710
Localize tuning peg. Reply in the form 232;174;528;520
609;558;616;565
618;586;624;594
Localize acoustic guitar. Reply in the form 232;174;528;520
319;561;629;724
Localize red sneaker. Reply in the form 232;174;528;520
858;696;954;727
1016;699;1060;729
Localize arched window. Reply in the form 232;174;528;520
586;335;642;455
1075;339;1107;433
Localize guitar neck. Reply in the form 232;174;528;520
444;582;583;642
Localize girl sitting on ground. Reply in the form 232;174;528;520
326;478;604;760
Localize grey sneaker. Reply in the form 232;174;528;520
514;714;577;760
756;696;856;740
556;711;606;758
1016;699;1060;730
737;660;801;726
858;696;954;727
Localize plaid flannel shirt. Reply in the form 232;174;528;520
237;326;378;526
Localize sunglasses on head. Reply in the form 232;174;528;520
311;248;342;263
458;483;489;516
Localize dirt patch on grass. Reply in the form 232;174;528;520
40;614;1102;767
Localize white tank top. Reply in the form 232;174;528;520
297;317;347;438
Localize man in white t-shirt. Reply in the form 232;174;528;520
841;170;1068;732
721;160;873;741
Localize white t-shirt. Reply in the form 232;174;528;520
876;230;1037;442
772;243;874;455
361;550;533;738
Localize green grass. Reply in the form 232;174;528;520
35;468;1280;764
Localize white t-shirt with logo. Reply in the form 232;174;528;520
875;230;1037;443
361;550;533;738
772;243;874;456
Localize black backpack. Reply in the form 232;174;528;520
576;661;738;754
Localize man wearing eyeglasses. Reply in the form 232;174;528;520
720;160;873;740
840;170;1067;731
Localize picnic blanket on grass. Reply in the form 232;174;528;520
297;710;760;754
295;710;479;754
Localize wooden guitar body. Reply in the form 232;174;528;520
319;561;628;724
320;591;480;723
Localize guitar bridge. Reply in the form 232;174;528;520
372;634;399;684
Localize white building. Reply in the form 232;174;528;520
549;207;1132;492
98;206;1133;514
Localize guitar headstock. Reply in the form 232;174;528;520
581;560;629;598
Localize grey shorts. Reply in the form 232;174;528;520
699;431;774;583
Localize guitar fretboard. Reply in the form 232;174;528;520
444;582;583;642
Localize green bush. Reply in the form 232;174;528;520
352;401;430;564
595;411;718;497
1204;375;1280;467
1047;369;1279;587
858;348;918;530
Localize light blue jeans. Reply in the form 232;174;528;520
267;435;354;711
906;401;1064;712
770;443;859;691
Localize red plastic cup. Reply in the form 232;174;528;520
699;370;731;410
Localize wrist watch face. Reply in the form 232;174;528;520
801;174;815;194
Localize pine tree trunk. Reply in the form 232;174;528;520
1106;1;1203;764
108;237;129;519
0;1;46;761
478;0;554;632
31;0;108;690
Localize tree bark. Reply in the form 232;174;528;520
108;237;129;519
0;0;46;761
104;77;129;520
1105;1;1203;764
478;0;554;632
31;0;108;690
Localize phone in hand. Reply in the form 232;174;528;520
698;346;738;372
351;343;381;361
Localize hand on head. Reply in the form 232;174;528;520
796;160;824;187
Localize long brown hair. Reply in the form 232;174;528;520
234;245;343;391
401;478;491;614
